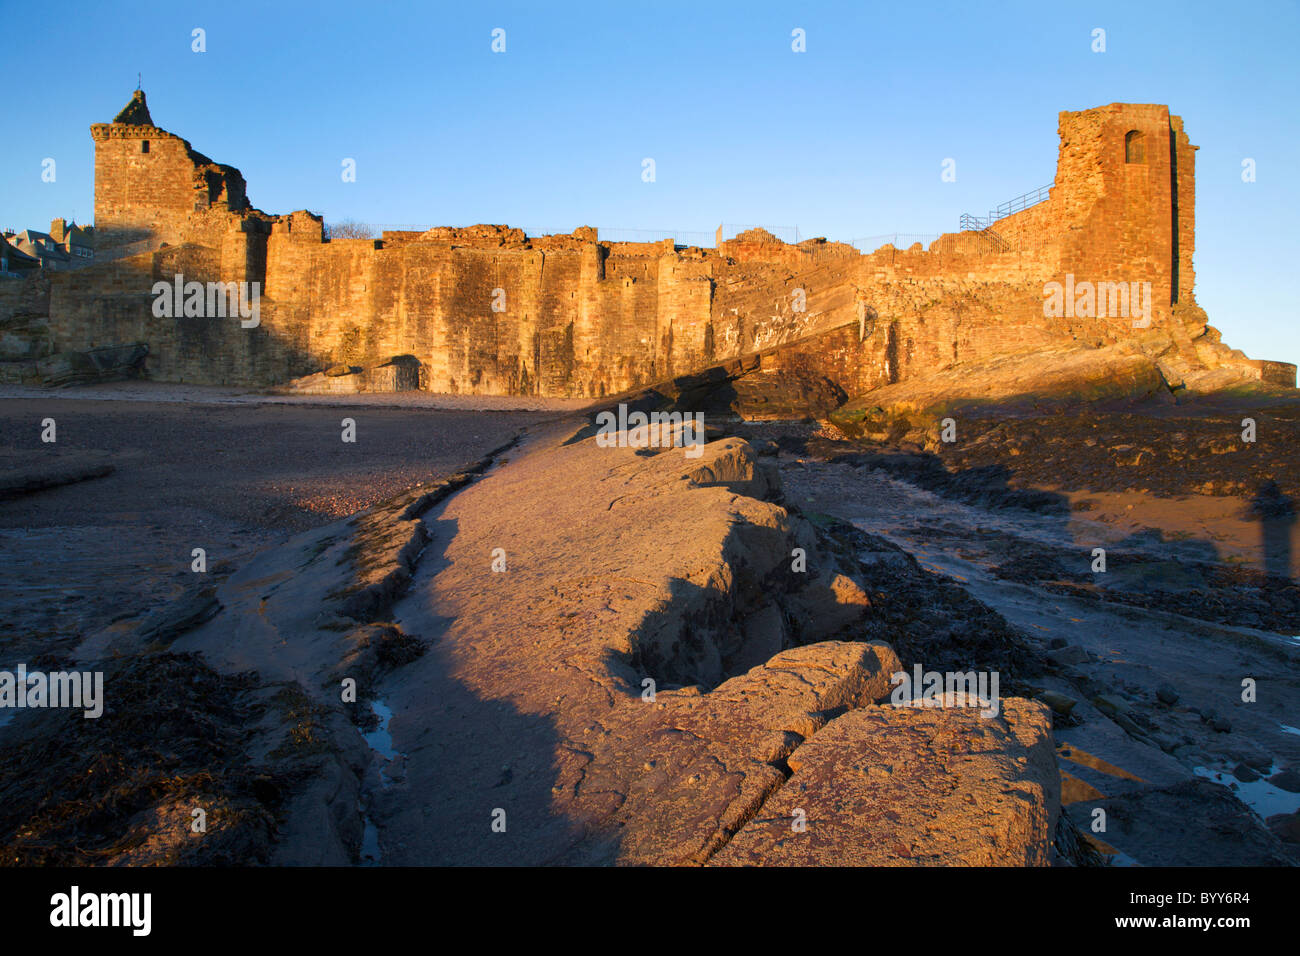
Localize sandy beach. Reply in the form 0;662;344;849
0;386;579;660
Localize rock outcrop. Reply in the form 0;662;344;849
274;355;423;395
71;419;1063;865
713;698;1059;866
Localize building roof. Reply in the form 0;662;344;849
9;230;71;261
0;234;41;265
112;89;153;126
59;223;93;247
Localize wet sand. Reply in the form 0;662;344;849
0;389;574;660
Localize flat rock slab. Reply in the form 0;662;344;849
713;698;1059;866
0;458;113;499
358;426;926;865
96;417;1063;867
601;641;902;865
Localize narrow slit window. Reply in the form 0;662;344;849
141;140;150;153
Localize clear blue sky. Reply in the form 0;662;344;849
2;0;1296;366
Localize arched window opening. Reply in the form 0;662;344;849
1124;130;1145;164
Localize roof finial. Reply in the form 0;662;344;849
136;72;141;91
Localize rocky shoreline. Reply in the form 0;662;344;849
1;390;1297;866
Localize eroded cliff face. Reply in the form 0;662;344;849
3;96;1293;405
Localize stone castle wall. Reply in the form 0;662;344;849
10;95;1287;397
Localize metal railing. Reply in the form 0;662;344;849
993;183;1052;219
976;228;1011;253
960;183;1053;231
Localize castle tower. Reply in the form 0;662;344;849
90;90;251;257
1051;103;1197;321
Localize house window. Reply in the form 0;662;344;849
1124;130;1145;164
141;140;150;153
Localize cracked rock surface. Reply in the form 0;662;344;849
76;418;1063;865
713;698;1059;866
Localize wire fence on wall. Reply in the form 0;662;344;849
327;222;1059;257
848;233;945;253
326;222;805;248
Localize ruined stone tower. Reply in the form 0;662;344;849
984;103;1197;332
1053;103;1196;318
90;90;254;258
